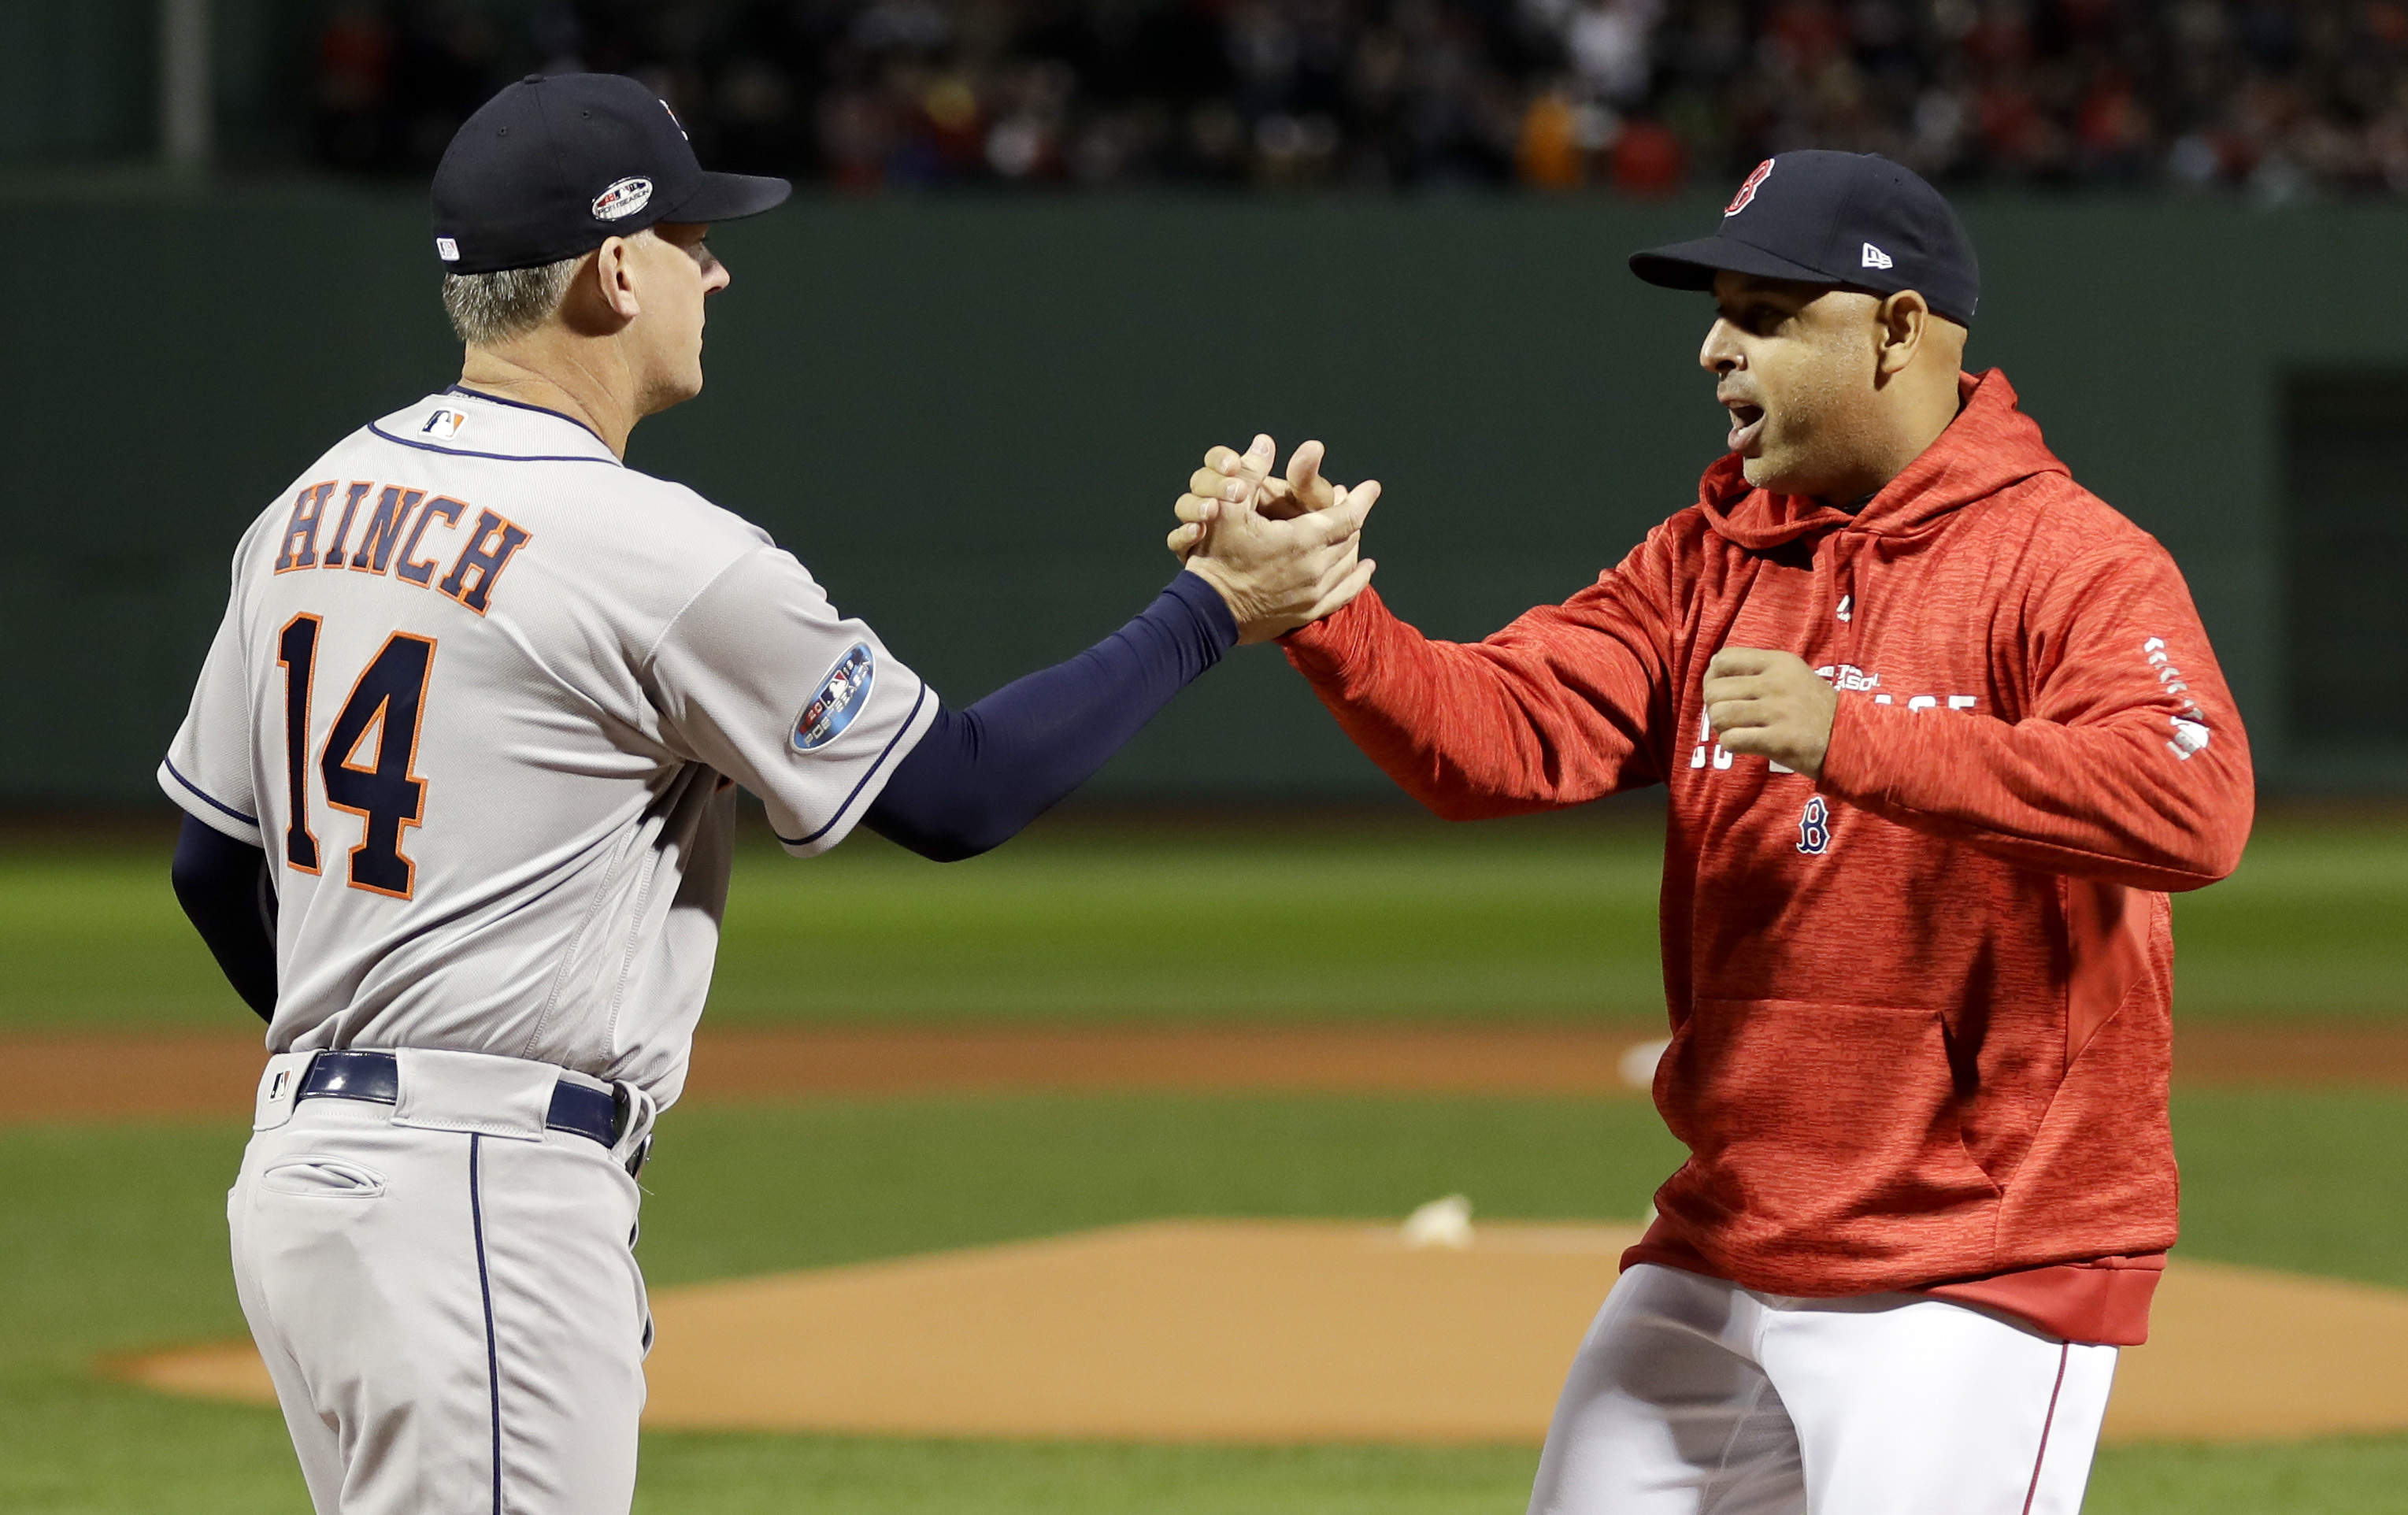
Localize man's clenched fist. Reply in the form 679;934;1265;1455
1703;648;1839;780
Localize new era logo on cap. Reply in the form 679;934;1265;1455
1862;242;1894;269
435;236;460;262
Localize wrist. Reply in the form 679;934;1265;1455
1799;691;1838;780
1164;569;1242;652
1180;562;1258;636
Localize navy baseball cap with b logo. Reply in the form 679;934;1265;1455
1629;150;1980;326
432;72;791;275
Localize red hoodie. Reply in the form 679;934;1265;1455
1283;371;2254;1345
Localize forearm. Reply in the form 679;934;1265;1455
1283;588;1665;818
1817;698;2254;890
169;814;278;1020
865;573;1238;861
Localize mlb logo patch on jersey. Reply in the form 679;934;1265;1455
792;643;874;753
419;407;469;440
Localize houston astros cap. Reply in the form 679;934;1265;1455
431;72;791;275
1629;151;1980;326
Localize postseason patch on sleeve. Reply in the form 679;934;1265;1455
791;643;875;753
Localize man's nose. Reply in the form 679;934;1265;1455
1699;320;1742;374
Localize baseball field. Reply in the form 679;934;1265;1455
4;808;2405;1513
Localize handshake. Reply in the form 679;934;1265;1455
1166;435;1381;645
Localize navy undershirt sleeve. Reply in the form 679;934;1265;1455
170;813;278;1021
865;572;1240;861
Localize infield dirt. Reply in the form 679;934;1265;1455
12;1020;2408;1122
115;1218;2408;1446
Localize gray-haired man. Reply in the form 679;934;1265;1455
164;72;1372;1514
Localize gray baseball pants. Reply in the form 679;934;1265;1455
232;1048;658;1515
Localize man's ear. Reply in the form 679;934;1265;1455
590;237;643;323
556;243;634;336
1874;291;1927;378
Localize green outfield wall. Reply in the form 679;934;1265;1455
5;187;2404;806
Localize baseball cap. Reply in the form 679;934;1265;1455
1628;151;1980;326
431;72;791;275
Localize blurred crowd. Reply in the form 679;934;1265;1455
307;0;2408;196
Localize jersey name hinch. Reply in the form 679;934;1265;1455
269;477;533;617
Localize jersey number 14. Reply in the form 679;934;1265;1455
276;615;435;898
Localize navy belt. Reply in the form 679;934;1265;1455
297;1049;624;1150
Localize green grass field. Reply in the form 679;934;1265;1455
2;811;2406;1512
7;809;2407;1032
4;1092;2406;1513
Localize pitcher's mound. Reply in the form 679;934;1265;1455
115;1221;2408;1445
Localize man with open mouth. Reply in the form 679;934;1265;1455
1173;150;2255;1512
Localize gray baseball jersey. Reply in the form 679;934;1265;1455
161;387;935;1106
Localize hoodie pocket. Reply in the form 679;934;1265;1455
1662;998;1999;1243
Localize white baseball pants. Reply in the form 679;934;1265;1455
1529;1262;2117;1515
229;1049;657;1515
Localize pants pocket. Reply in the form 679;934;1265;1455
257;1156;389;1199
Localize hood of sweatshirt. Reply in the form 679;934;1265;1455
1695;369;2071;552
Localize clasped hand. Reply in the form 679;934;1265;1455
1168;435;1379;644
1702;648;1838;780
